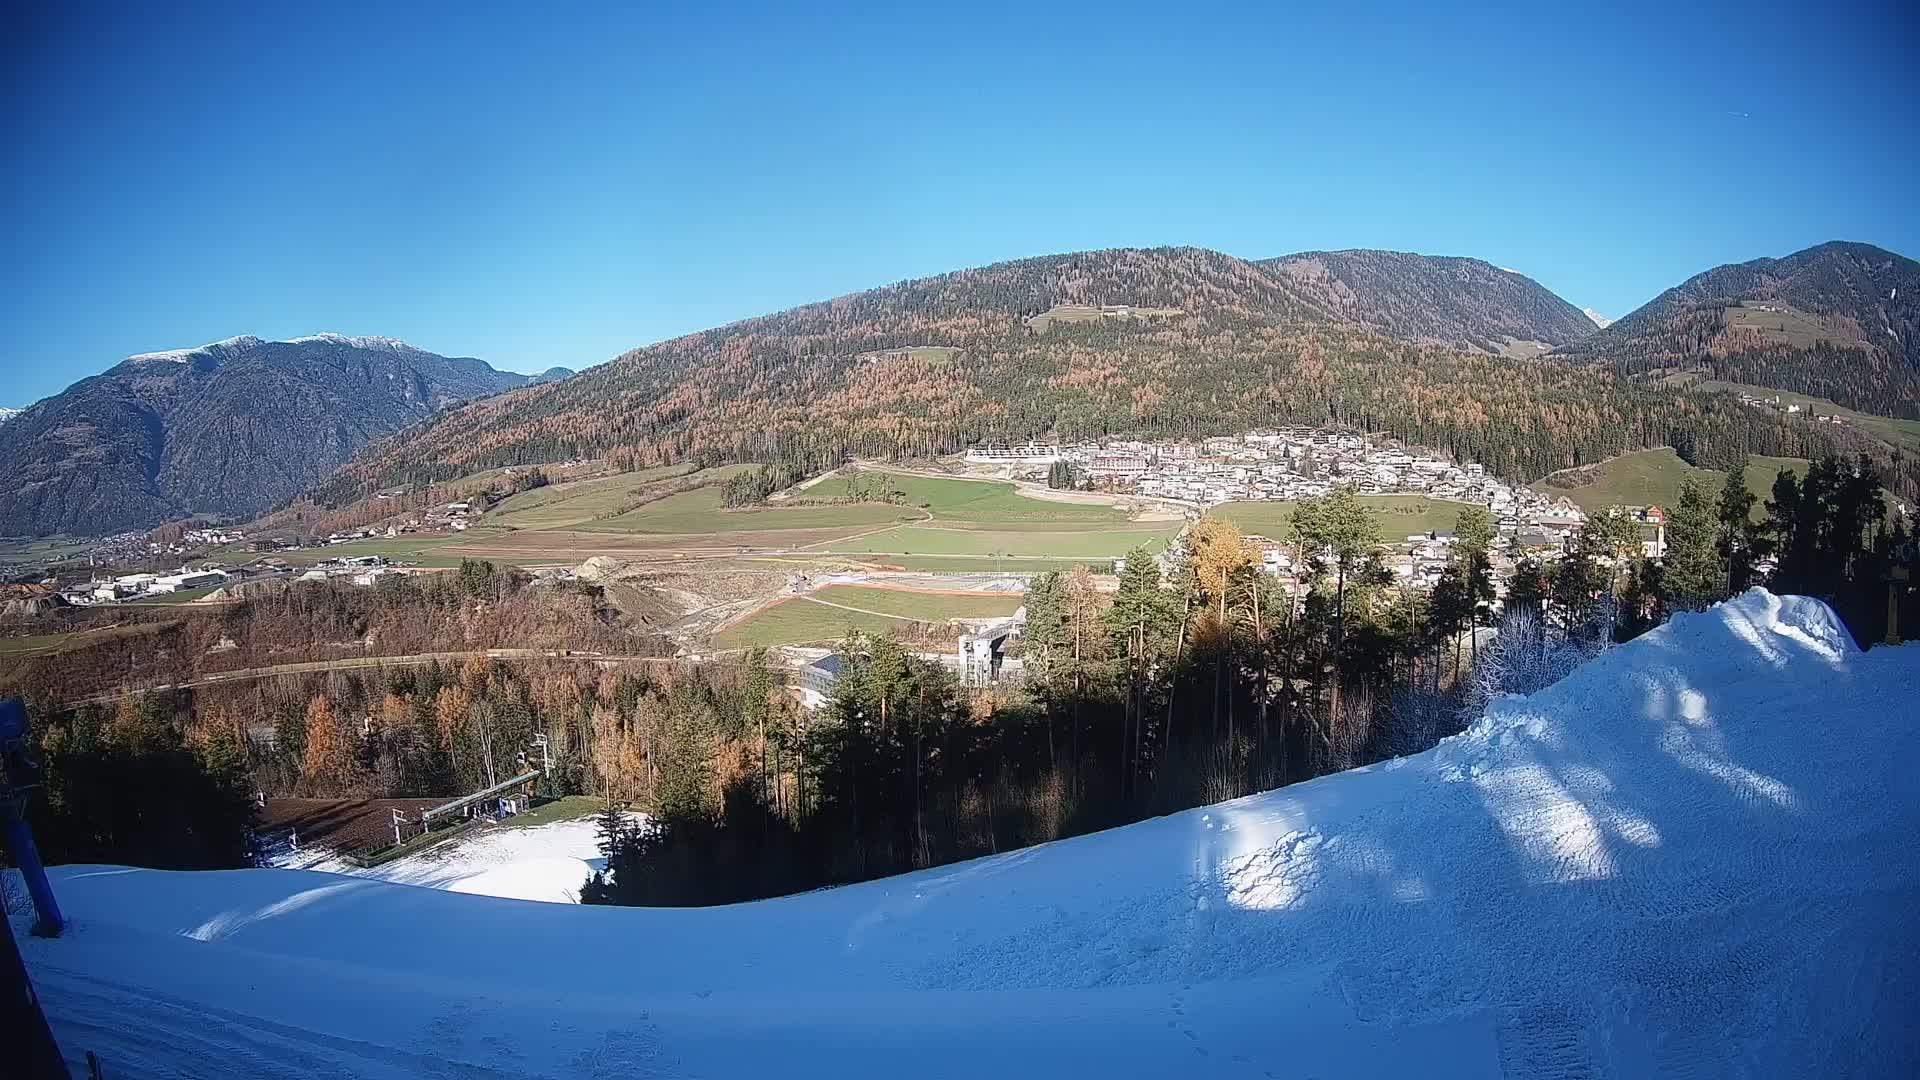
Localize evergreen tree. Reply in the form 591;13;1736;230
1505;557;1549;616
1550;527;1611;633
1452;505;1497;657
1663;476;1724;611
1102;545;1178;791
1716;456;1759;594
1290;486;1383;660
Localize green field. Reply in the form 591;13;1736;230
0;537;94;565
713;597;916;649
1216;494;1480;541
0;629;92;656
822;523;1175;558
584;467;1133;538
486;464;696;529
0;621;171;657
503;795;603;829
844;471;1130;523
591;485;913;534
1697;380;1920;455
811;585;1023;620
1721;302;1844;351
1535;448;1806;517
865;555;1111;574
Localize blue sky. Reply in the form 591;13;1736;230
3;1;1915;406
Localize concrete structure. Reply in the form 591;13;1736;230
965;443;1063;465
958;609;1026;687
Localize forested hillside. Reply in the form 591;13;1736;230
0;334;546;536
1258;249;1598;354
1559;241;1920;418
321;246;1874;501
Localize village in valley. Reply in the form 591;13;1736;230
968;426;1665;585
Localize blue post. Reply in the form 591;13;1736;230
2;817;62;938
0;698;62;937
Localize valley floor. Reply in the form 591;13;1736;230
17;590;1920;1078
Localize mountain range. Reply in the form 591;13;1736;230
7;241;1913;538
323;242;1907;510
0;334;569;536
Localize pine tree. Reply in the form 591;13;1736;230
1550;527;1610;633
1505;557;1549;616
594;798;630;861
1103;546;1178;791
742;648;774;804
1716;456;1758;594
1452;505;1497;661
1662;476;1723;611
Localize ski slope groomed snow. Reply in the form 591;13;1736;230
284;815;626;905
18;590;1920;1078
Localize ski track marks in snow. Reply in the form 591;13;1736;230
20;589;1920;1079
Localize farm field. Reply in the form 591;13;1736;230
1215;494;1479;541
712;597;914;649
359;465;1176;574
810;584;1023;621
841;470;1132;523
0;536;94;565
485;463;697;529
0;621;171;657
443;529;874;565
590;485;913;534
207;532;497;569
1535;448;1805;516
865;555;1108;573
822;523;1176;558
1720;301;1845;349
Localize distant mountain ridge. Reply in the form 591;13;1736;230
1556;241;1919;415
319;244;1859;507
1257;249;1599;356
0;334;551;536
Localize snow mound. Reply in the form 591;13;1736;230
21;590;1920;1078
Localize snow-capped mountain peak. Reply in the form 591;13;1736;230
287;332;421;353
124;335;264;364
0;406;20;424
1582;307;1613;328
121;333;430;367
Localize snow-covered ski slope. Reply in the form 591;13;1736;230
284;815;621;905
20;590;1920;1078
